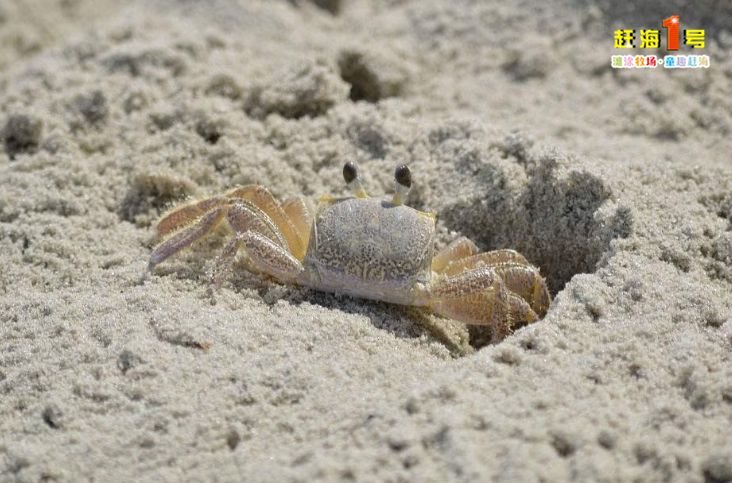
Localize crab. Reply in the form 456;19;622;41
148;162;550;342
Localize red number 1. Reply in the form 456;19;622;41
663;15;680;51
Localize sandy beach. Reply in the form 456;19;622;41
1;0;731;481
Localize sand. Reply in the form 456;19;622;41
1;0;731;481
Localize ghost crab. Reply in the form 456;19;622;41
148;162;550;342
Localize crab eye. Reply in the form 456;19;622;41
395;164;411;188
343;161;359;184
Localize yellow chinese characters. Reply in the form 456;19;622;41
614;29;635;48
640;30;660;48
684;29;705;49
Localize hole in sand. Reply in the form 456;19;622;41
435;148;633;348
309;0;341;15
119;172;196;227
287;0;341;15
2;113;43;159
441;154;632;294
195;118;223;145
337;50;408;103
244;60;348;119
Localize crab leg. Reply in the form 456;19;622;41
492;264;550;317
210;231;304;289
440;249;550;317
282;197;313;250
427;267;539;342
209;200;287;288
227;186;306;261
240;231;304;282
148;206;227;270
226;200;287;249
155;196;229;238
441;249;530;276
431;237;479;273
150;197;292;278
210;235;245;290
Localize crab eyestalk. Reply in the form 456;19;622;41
392;164;411;206
343;161;368;198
